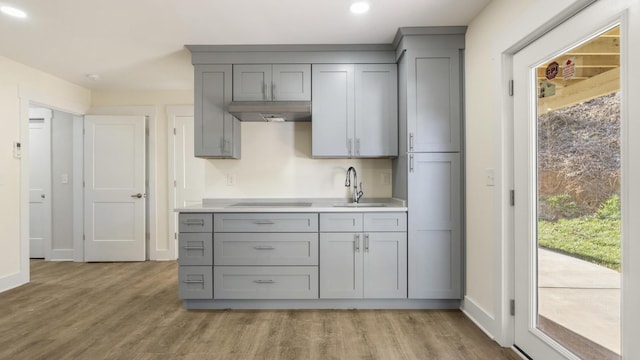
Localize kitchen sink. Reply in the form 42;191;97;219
331;202;387;207
228;202;313;207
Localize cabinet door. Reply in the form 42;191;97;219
407;49;461;152
355;64;398;157
319;232;362;298
312;64;355;157
272;64;311;101
233;64;271;101
195;65;240;158
407;153;461;299
363;232;407;298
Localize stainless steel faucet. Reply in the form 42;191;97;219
345;166;364;203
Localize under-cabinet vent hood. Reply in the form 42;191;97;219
227;101;311;122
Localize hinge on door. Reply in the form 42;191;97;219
510;190;515;206
174;232;177;240
146;233;150;241
174;180;177;187
83;234;85;241
173;128;176;135
510;299;515;316
509;80;514;96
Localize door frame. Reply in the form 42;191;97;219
494;0;639;357
18;86;89;284
167;105;194;261
88;106;158;260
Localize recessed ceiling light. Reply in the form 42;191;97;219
1;5;27;18
86;74;101;81
350;1;370;14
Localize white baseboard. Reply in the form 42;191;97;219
49;249;74;261
461;296;498;342
0;271;28;293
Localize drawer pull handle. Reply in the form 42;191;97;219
253;279;275;284
253;220;275;225
183;280;205;284
183;246;205;250
253;246;275;250
183;219;205;225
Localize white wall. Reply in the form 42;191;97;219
51;110;75;258
0;55;90;291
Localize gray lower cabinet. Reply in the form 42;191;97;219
178;213;213;299
194;64;240;158
312;64;398;158
213;212;319;299
407;153;462;299
319;212;407;299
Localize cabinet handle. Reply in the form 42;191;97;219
253;245;275;250
183;280;205;284
272;83;276;100
253;220;275;225
409;132;414;151
355;138;360;156
183;219;205;225
410;154;414;173
354;234;360;252
254;279;275;284
347;138;353;156
364;234;370;252
263;82;268;100
182;246;205;250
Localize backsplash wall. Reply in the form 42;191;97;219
203;122;393;199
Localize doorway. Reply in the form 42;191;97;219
512;1;629;358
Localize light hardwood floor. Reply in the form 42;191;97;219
0;260;520;360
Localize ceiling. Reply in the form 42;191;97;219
0;0;490;91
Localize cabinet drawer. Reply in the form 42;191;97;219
320;213;363;232
178;266;213;299
214;233;318;266
214;213;318;233
214;266;318;299
178;233;213;266
364;212;407;232
179;213;213;233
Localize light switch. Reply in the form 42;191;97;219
486;168;495;186
226;174;236;186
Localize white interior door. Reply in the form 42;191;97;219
84;115;146;261
513;1;631;358
169;111;205;259
28;109;52;259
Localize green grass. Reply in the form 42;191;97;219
538;195;621;272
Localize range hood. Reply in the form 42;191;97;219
227;101;311;122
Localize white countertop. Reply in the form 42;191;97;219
176;198;407;213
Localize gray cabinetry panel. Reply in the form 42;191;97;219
319;232;362;299
407;153;461;299
194;64;240;158
214;232;318;266
406;49;461;152
363;212;407;232
312;64;398;158
214;213;318;233
214;266;319;299
363;232;407;298
178;213;213;233
178;233;213;266
233;64;311;101
178;266;213;299
320;212;363;232
312;64;354;157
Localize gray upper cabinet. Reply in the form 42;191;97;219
400;48;462;153
312;64;398;158
194;64;241;158
233;64;311;101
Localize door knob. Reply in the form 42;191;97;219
41;194;45;199
131;193;143;199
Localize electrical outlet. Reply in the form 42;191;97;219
226;174;236;186
381;172;391;185
486;168;495;186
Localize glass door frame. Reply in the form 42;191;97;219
512;0;634;358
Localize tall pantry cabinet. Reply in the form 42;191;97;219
392;27;466;299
